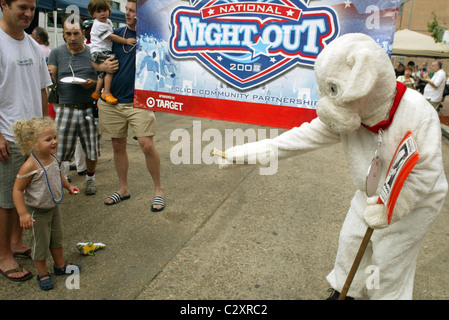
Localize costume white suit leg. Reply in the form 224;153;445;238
326;190;442;299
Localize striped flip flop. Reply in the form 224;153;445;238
151;196;165;212
105;192;131;206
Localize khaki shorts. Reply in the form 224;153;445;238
97;99;156;138
28;205;63;261
426;99;441;110
0;142;26;209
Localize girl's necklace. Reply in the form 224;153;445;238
122;27;137;53
31;152;64;204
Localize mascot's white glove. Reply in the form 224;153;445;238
217;156;234;169
218;140;274;169
217;145;243;169
363;196;389;229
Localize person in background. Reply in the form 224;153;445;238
48;15;100;195
423;60;447;110
31;26;57;120
397;66;415;90
395;62;405;77
83;19;93;46
31;26;50;62
67;19;95;178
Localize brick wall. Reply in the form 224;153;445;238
394;0;449;74
398;0;449;34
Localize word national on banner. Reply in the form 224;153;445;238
134;0;401;129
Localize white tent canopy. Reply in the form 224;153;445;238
392;29;449;58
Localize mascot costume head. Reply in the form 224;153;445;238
315;33;397;134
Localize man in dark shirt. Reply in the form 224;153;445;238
94;0;164;212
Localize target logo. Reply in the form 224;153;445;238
146;96;183;111
146;97;156;108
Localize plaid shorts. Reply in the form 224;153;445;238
55;104;101;162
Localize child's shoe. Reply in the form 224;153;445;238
37;273;54;290
91;92;100;100
54;262;82;275
101;92;118;104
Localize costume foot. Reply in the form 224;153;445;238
104;192;131;205
1;265;32;282
101;92;118;104
326;288;354;300
151;196;165;212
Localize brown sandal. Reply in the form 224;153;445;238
1;265;33;282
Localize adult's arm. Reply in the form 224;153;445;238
0;133;10;162
41;88;48;116
92;57;119;74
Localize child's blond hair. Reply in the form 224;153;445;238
12;117;56;155
88;0;111;17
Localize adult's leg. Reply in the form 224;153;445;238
0;143;31;279
104;137;130;205
79;107;101;195
0;207;31;279
10;208;30;256
137;136;163;210
85;158;98;175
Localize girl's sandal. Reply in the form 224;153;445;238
54;262;82;275
37;273;54;290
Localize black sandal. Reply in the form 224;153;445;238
54;262;82;275
37;273;54;290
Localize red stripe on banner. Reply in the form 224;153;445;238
134;89;317;129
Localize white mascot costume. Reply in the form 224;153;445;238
218;33;448;300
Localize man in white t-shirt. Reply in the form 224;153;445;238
423;60;447;110
0;0;52;282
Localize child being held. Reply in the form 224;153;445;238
12;117;81;291
88;0;136;104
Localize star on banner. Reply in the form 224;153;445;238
343;0;352;8
250;38;271;58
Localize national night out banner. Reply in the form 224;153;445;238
134;0;400;129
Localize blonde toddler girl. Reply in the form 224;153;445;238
12;117;81;290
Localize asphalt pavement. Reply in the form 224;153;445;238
1;109;449;302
